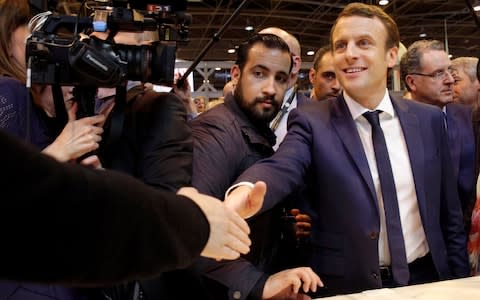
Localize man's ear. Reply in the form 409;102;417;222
309;68;316;84
386;46;398;68
231;65;241;85
405;75;416;92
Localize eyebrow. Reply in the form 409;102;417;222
252;64;289;75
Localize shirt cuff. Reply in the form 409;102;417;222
224;182;254;199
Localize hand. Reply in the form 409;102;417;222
262;267;323;300
290;209;312;239
177;187;252;260
79;155;103;169
224;181;266;219
43;102;106;162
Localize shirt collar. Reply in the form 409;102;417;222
343;89;395;120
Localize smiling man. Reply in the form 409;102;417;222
226;2;469;297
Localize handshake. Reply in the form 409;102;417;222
177;181;267;260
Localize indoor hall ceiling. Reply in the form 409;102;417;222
179;0;480;63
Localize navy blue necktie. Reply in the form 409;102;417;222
363;110;410;285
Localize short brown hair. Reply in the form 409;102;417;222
0;0;30;82
330;3;400;50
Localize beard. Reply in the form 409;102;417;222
234;80;282;123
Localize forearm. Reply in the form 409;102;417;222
0;130;209;284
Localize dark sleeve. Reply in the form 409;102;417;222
0;129;209;285
438;112;470;277
191;112;244;199
133;92;193;191
193;257;266;300
0;77;28;138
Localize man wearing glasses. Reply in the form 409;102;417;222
400;40;476;234
309;45;342;101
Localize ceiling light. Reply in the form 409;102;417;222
307;50;315;56
245;25;254;31
419;32;427;38
215;67;222;71
475;5;480;11
448;54;453;58
379;0;389;5
227;48;235;54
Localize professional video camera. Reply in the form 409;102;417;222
26;0;190;87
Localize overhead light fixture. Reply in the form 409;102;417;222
215;67;222;71
379;0;389;5
448;54;453;58
245;18;254;31
475;5;480;11
307;50;315;56
227;48;235;54
419;32;427;38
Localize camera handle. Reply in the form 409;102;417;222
175;0;249;89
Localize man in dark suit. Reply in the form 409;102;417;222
259;27;309;150
401;40;476;233
226;3;469;297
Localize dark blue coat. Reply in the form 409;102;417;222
237;94;469;296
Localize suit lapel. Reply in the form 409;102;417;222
331;96;378;206
446;106;461;177
392;96;427;214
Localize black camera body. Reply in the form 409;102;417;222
26;1;188;87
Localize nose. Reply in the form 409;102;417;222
345;43;358;61
331;79;341;92
262;76;277;96
444;71;454;84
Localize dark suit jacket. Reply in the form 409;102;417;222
102;87;192;191
237;94;469;296
0;129;209;285
445;103;476;232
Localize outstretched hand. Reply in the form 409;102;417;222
177;187;252;261
224;181;266;219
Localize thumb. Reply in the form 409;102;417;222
67;102;78;122
245;181;266;218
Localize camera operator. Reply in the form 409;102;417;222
86;27;202;299
0;0;108;166
0;1;115;299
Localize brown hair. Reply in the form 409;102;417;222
0;0;31;82
330;3;400;50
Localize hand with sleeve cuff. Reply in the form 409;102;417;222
224;181;266;219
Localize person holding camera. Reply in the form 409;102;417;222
0;1;113;299
0;0;109;166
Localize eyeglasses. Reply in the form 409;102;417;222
409;69;452;80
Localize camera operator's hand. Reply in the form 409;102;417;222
42;102;106;162
177;187;252;260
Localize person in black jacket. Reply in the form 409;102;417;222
0;128;261;285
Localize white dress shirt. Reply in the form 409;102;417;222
271;86;297;150
343;89;429;266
